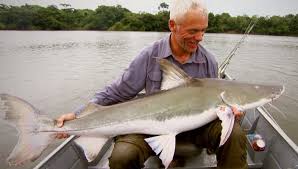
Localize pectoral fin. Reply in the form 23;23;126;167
145;134;176;169
216;106;235;146
74;137;108;162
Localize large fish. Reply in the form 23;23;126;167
0;59;284;168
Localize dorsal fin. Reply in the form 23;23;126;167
158;59;190;81
158;59;191;90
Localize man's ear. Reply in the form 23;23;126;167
168;20;176;32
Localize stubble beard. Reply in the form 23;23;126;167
180;39;198;54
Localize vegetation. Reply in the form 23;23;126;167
0;3;297;36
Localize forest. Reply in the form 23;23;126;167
0;3;297;36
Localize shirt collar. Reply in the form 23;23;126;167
156;33;206;64
156;33;172;59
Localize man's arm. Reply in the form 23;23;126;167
91;50;149;106
73;49;149;116
55;49;150;132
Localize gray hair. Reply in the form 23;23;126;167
170;0;208;23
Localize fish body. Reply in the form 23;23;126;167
0;59;284;168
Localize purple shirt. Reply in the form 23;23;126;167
75;34;218;115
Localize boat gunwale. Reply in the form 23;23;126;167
257;106;298;154
225;73;298;154
33;135;77;169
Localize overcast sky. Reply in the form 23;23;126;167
1;0;297;16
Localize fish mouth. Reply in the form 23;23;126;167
220;91;244;111
220;85;285;111
271;85;285;101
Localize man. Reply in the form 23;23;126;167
56;0;247;168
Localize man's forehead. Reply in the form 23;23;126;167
178;16;208;28
175;9;208;24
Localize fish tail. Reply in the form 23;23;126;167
0;94;55;166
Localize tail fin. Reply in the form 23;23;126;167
0;94;55;166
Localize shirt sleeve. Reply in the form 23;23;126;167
74;48;149;115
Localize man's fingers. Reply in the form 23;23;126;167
55;133;62;139
55;113;75;128
232;107;242;116
64;113;76;121
56;134;62;139
55;132;70;139
55;113;75;139
231;106;245;122
62;133;69;138
56;117;64;128
235;110;244;116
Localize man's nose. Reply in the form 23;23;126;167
194;32;204;41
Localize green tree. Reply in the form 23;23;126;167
32;5;67;30
0;5;36;29
0;4;296;36
158;2;169;11
254;16;269;35
85;5;130;30
110;13;145;31
60;3;71;8
287;14;298;36
155;11;170;31
0;22;4;29
269;16;289;35
234;15;251;33
110;11;169;32
207;12;215;32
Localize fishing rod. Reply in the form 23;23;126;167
217;18;286;123
218;19;258;78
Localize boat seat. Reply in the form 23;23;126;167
144;141;217;168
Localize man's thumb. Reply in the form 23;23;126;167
56;118;64;128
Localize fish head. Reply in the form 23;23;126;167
221;81;284;110
198;79;284;110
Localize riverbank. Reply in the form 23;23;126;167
0;4;297;36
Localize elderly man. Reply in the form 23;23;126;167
56;0;247;168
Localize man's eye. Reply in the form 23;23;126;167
189;30;197;34
189;29;206;34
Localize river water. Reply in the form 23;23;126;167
0;31;297;168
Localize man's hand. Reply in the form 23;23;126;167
231;106;245;121
55;112;76;139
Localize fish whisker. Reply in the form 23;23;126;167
268;103;287;119
283;94;298;104
261;106;279;125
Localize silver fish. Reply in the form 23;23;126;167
0;59;284;168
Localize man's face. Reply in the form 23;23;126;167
170;9;208;54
